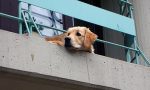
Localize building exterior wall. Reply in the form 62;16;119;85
133;0;150;60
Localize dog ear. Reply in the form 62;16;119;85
84;29;97;49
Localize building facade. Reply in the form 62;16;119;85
0;0;150;90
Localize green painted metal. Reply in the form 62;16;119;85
18;1;22;34
21;10;43;36
95;39;138;52
21;10;31;36
35;23;66;33
120;0;136;62
0;12;21;21
19;0;136;36
126;49;131;62
28;4;32;34
134;38;139;64
0;12;66;33
121;0;132;5
120;0;133;18
26;10;43;36
137;46;150;66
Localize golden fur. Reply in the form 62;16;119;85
45;26;97;53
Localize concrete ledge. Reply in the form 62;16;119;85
0;30;150;90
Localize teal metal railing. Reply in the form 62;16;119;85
0;0;150;66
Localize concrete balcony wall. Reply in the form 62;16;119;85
0;30;150;90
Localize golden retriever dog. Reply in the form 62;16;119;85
45;26;97;53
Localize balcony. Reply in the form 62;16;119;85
0;30;150;90
0;0;149;65
0;0;150;90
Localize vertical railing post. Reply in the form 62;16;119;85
27;12;43;36
28;4;32;34
134;37;139;64
129;1;133;18
126;49;131;62
21;10;31;36
18;1;22;34
137;46;150;66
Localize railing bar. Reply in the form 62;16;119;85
22;8;51;19
121;3;127;15
120;0;132;5
0;12;66;33
25;10;43;36
18;1;23;34
28;4;32;34
0;12;22;21
134;37;139;64
36;23;66;33
96;39;138;52
126;49;131;62
21;11;31;35
137;46;150;66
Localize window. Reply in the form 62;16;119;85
0;0;18;33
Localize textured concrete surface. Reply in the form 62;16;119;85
0;70;104;90
133;0;150;60
0;30;150;90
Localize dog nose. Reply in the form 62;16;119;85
65;37;72;47
65;37;71;42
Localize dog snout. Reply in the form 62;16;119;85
65;37;71;42
65;37;72;47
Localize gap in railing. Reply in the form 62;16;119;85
79;0;120;14
79;0;133;18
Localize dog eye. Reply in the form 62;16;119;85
76;32;81;36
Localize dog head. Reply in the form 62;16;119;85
64;26;97;52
